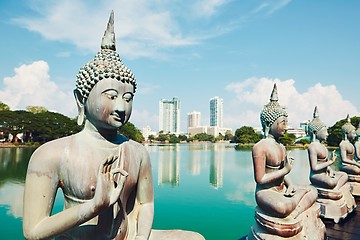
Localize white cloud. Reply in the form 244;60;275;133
0;182;24;218
11;0;283;59
131;109;159;132
225;77;360;129
193;0;229;18
0;61;76;116
252;0;292;15
13;0;199;59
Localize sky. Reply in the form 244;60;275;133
0;0;359;133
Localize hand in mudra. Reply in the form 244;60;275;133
284;184;296;197
284;151;294;172
93;156;128;210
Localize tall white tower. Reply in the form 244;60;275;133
159;97;181;134
209;96;223;127
188;111;201;128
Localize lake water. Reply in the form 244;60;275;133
0;143;317;240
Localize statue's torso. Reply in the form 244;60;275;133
52;133;145;239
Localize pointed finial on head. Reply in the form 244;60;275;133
346;114;350;123
270;83;278;102
101;10;116;51
313;106;319;118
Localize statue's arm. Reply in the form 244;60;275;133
339;143;359;166
23;149;119;240
308;146;333;171
135;150;154;240
252;145;289;185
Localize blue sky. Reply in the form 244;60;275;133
0;0;359;133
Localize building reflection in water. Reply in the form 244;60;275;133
157;144;180;186
188;149;201;175
209;144;224;189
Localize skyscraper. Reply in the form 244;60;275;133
210;96;223;127
187;111;201;128
159;97;181;134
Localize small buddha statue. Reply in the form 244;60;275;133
248;84;325;240
23;11;204;240
353;123;360;163
307;106;355;222
339;114;360;196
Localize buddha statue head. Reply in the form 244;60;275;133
341;114;356;141
74;11;136;127
260;83;288;137
356;123;360;138
307;106;327;141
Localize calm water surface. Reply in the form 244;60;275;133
0;144;317;240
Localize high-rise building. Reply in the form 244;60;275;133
159;97;181;134
187;111;201;128
210;96;223;127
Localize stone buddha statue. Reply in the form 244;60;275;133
23;11;204;240
248;84;325;240
355;123;360;161
339;114;360;196
307;106;355;222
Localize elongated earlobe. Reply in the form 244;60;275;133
264;126;270;138
74;89;85;126
77;106;85;125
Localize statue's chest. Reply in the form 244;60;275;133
60;149;139;201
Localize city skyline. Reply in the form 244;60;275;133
1;1;359;133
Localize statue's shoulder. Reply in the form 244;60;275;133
29;134;78;167
123;140;148;156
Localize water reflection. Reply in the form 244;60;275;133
0;148;35;220
209;144;224;189
157;144;180;186
0;145;321;240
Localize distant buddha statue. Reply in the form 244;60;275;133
23;11;204;240
307;106;355;222
339;114;360;196
248;84;325;240
355;123;360;161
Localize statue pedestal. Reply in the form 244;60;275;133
348;174;360;196
247;203;326;240
315;183;356;223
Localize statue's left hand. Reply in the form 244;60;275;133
284;185;296;197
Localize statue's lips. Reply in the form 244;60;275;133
110;112;125;122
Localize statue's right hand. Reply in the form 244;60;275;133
93;156;127;211
284;152;294;172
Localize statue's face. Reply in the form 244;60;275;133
348;130;356;141
317;127;328;141
270;116;287;138
85;78;134;129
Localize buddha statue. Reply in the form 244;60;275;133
248;84;325;240
355;123;360;161
339;114;360;196
307;106;355;222
23;11;204;240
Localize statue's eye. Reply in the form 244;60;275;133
123;92;134;103
103;90;118;100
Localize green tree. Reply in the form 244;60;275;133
26;106;48;114
148;134;155;142
169;134;180;143
178;134;188;142
0;102;10;111
156;133;170;143
224;130;233;141
279;133;296;146
118;122;144;143
194;133;215;142
233;126;261;144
